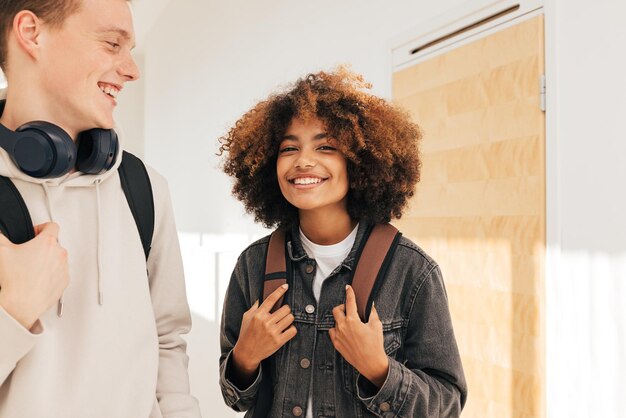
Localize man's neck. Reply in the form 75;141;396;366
0;85;78;140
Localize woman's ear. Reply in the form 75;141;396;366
11;10;43;62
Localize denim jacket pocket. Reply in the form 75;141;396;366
383;327;402;357
341;327;403;394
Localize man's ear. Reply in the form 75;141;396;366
12;10;43;61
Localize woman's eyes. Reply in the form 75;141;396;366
279;146;336;153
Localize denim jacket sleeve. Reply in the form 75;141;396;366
355;264;467;417
218;251;263;412
219;350;263;412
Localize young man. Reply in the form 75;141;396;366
0;1;200;417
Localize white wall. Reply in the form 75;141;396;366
114;53;146;157
546;1;626;417
138;1;467;416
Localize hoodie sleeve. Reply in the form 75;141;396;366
0;306;44;386
145;167;201;418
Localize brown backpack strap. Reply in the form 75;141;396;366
263;228;287;313
263;224;400;320
351;223;401;321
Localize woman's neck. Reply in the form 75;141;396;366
299;207;357;245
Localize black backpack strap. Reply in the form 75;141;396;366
0;175;35;244
351;223;401;321
262;227;288;313
118;151;154;260
0;153;155;258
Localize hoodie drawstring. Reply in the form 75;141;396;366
42;183;64;317
95;179;104;306
42;180;105;315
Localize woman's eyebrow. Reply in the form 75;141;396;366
281;133;328;140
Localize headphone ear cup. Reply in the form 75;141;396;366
15;122;76;178
76;128;119;174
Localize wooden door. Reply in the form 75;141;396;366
392;15;545;418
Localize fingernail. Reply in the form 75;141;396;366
345;285;350;290
282;284;288;289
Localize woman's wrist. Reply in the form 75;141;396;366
229;344;261;389
360;354;389;389
232;344;260;375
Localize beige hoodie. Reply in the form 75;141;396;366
0;92;200;418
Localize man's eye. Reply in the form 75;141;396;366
107;42;120;49
318;145;337;151
279;147;297;153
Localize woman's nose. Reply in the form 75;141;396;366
295;151;316;169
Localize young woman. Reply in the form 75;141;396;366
218;68;467;417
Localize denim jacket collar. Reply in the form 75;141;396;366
286;220;374;272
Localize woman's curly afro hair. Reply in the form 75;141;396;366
219;67;422;229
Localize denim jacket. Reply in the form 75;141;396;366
219;222;467;417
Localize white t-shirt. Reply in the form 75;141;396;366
299;224;358;418
299;224;358;302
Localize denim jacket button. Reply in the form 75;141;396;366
305;264;314;274
305;304;315;314
292;406;303;416
300;358;311;369
380;402;390;412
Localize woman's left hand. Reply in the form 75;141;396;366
329;285;389;389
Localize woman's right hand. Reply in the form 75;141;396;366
231;284;297;385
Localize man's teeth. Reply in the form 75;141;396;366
294;177;322;185
100;85;119;98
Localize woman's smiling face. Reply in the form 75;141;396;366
276;117;350;216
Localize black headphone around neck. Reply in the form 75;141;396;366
0;100;119;178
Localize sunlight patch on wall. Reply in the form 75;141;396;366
547;250;626;418
179;232;265;322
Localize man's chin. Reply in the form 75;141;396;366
90;117;116;131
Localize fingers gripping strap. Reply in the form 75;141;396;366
263;228;287;312
352;223;400;321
